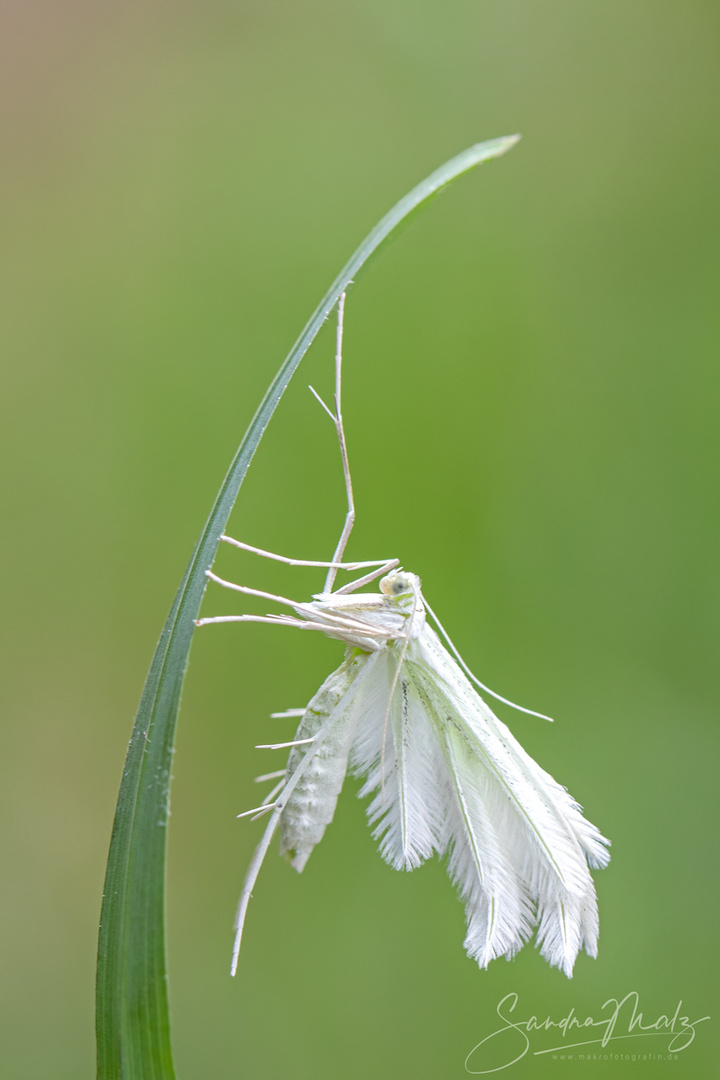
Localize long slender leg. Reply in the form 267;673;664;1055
230;699;355;975
217;540;399;595
332;559;399;595
308;292;357;594
196;614;323;630
231;805;283;975
326;293;356;591
195;612;396;639
219;295;398;595
220;535;394;572
204;571;298;609
200;570;399;637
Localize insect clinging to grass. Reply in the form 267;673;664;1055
197;293;610;978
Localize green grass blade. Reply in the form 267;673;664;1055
95;133;519;1080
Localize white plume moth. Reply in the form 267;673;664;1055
197;294;610;978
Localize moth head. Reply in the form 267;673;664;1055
380;571;420;598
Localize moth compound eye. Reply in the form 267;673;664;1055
381;573;412;597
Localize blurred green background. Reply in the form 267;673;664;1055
2;2;719;1077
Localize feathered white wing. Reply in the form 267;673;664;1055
275;598;609;976
332;625;610;976
349;650;447;870
420;627;609;975
279;649;372;871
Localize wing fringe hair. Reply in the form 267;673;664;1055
280;629;610;977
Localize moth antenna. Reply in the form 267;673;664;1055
423;597;555;723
